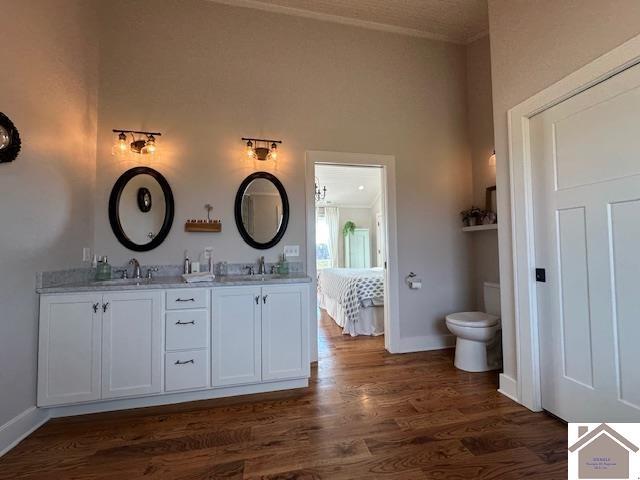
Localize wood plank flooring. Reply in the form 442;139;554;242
0;311;567;479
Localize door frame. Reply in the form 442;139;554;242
507;34;640;412
305;151;400;359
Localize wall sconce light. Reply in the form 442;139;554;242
113;129;162;155
315;177;327;201
489;149;496;167
242;137;281;161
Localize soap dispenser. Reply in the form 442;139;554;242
95;256;112;281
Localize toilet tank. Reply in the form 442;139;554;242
483;282;501;317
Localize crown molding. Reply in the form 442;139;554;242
207;0;471;45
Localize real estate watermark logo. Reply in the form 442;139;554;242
569;423;640;479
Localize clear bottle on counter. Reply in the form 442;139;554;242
95;256;112;281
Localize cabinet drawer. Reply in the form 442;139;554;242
165;350;209;392
166;289;208;310
166;310;208;351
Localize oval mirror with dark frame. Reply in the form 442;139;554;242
109;167;174;252
234;172;289;250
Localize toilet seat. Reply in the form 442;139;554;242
446;311;499;328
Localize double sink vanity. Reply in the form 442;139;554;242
37;272;311;414
36;165;311;416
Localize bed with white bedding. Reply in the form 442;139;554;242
317;267;385;336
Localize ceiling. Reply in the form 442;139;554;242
315;164;382;208
213;0;488;44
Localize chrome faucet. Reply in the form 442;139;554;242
258;256;266;275
129;258;142;279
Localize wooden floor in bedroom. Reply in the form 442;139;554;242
0;311;567;479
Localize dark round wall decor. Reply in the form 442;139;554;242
0;112;21;164
109;167;174;252
137;187;152;212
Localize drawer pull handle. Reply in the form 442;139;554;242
92;303;99;313
176;298;195;302
255;295;260;305
263;295;268;304
102;302;109;313
174;359;194;365
175;320;195;325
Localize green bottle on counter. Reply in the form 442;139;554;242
95;256;112;281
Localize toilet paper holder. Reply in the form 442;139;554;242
405;272;422;289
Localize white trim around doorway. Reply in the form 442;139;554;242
305;151;400;360
507;34;640;412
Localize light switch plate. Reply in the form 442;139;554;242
82;247;91;262
284;245;299;257
204;247;214;260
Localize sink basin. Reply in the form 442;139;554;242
93;278;150;286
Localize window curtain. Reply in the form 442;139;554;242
324;207;340;268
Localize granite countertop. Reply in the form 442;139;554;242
37;273;312;294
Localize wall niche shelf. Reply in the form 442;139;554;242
462;224;498;232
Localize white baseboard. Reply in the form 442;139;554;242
48;378;308;418
0;407;49;457
395;334;455;354
498;373;518;402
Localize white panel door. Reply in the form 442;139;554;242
38;294;102;406
261;284;310;381
101;291;163;398
211;286;262;386
531;62;640;421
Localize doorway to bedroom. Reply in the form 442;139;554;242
314;163;387;348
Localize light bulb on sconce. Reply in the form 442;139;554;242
268;142;278;161
246;139;256;159
142;135;157;154
117;132;128;153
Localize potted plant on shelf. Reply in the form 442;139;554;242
460;206;483;227
343;221;356;236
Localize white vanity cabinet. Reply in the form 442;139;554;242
211;286;262;387
261;284;310;381
37;281;310;412
212;284;309;387
101;291;163;399
38;291;163;406
38;294;102;406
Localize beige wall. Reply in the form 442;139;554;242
465;35;499;310
94;0;474;341
488;0;640;384
0;0;98;425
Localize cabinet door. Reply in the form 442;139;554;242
211;286;261;387
101;291;163;398
261;285;310;381
38;294;102;406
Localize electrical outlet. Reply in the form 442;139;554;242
204;247;213;260
82;247;91;262
284;245;299;257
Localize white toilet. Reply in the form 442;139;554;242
446;282;501;372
